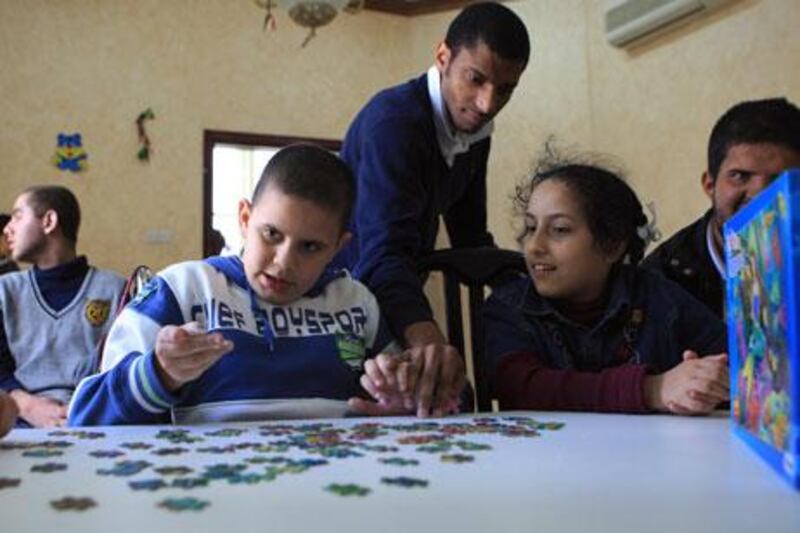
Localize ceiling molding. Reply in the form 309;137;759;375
364;0;475;16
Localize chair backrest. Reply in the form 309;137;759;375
96;265;154;369
417;247;527;412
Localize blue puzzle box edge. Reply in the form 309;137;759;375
723;168;800;489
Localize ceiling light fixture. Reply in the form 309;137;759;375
254;0;365;47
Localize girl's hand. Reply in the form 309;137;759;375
645;350;729;415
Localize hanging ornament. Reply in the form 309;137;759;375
52;133;88;172
253;0;364;47
136;108;155;161
254;0;278;31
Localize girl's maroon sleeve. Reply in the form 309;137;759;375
495;351;652;413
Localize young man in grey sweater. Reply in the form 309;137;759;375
0;185;124;427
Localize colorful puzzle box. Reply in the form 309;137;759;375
724;168;800;489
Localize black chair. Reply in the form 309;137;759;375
417;247;527;412
96;265;154;369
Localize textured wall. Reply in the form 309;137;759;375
0;0;414;274
489;0;799;250
1;0;798;277
406;0;799;250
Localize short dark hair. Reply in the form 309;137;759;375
708;97;800;180
445;2;530;65
0;214;10;232
23;185;81;245
514;144;652;265
252;144;355;231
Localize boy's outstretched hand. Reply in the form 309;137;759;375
644;350;729;415
154;322;234;392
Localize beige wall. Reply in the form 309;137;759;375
490;0;799;249
0;0;416;274
1;0;798;277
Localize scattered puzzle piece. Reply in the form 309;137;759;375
50;496;96;511
31;462;67;473
22;449;64;458
381;476;429;488
151;447;189;456
171;477;210;490
379;457;419;466
154;466;193;476
154;429;204;444
205;428;248;438
158;497;209;512
0;477;21;490
441;453;474;463
129;479;168;491
325;483;371;496
89;450;125;459
120;442;153;450
97;460;152;477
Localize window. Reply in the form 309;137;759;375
202;130;341;257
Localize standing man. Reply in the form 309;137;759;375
335;2;530;415
1;186;124;427
643;97;800;317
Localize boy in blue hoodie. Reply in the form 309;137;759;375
69;144;408;425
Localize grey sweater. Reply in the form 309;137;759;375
0;266;124;403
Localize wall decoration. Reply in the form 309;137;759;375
136;108;156;162
52;133;88;172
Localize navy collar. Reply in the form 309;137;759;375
33;255;88;282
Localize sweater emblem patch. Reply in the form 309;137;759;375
336;333;366;369
85;299;112;327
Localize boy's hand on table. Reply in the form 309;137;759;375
154;322;233;392
9;389;66;427
644;350;729;415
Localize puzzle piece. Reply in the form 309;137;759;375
129;479;168;491
50;496;96;511
440;453;474;463
205;428;248;438
0;477;21;490
31;462;67;473
97;460;152;476
151;447;189;456
154;429;204;444
171;477;210;489
157;497;210;512
325;483;371;496
89;450;125;459
22;449;64;458
154;466;193;476
380;476;429;488
120;442;153;450
48;430;105;439
378;457;419;466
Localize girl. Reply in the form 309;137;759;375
485;153;729;414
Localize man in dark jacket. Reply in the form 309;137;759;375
642;98;800;317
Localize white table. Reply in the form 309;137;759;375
1;412;797;533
